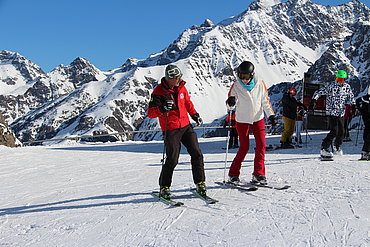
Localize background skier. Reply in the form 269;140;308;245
226;61;276;185
280;87;306;148
295;107;305;144
309;70;355;158
223;110;239;149
343;104;354;142
356;86;370;160
148;64;206;199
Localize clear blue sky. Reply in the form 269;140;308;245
1;0;369;72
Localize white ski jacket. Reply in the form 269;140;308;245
228;74;275;124
312;81;355;117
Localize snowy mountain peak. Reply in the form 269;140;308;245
70;57;94;69
50;57;105;89
0;50;45;80
256;0;282;8
0;50;18;62
287;0;309;6
200;19;215;28
248;0;282;10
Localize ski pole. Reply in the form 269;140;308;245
223;109;233;183
161;112;169;165
355;116;362;146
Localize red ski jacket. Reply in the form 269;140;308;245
148;77;198;131
224;111;236;128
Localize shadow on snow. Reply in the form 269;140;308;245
0;186;225;216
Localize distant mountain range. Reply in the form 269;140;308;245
0;0;369;144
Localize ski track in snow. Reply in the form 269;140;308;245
0;131;369;246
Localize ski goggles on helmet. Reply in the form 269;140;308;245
238;73;252;80
336;77;345;83
166;68;182;80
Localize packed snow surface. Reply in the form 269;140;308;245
0;131;369;246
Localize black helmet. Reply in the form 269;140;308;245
237;61;254;80
165;64;182;80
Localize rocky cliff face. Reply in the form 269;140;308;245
1;0;369;144
0;113;20;147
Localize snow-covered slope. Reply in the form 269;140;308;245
2;0;370;143
0;131;369;246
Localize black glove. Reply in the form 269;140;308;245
268;115;277;126
191;113;203;126
227;96;236;107
308;99;317;111
159;99;174;113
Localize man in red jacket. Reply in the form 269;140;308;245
148;64;206;199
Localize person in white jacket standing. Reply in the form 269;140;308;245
226;61;276;185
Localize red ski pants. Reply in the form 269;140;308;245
228;119;266;177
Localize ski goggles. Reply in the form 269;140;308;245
168;74;182;80
336;77;345;83
238;73;252;80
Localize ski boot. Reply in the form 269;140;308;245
320;148;333;160
360;151;370;161
228;176;240;184
343;137;352;142
333;146;343;155
281;141;294;149
196;181;207;197
251;175;268;185
159;186;171;200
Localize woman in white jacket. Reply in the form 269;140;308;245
226;61;276;185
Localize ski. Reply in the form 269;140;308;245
152;192;184;207
190;189;218;204
266;144;302;151
243;182;291;190
266;145;281;151
215;181;258;191
320;155;334;161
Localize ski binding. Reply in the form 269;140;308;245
190;189;218;204
152;191;184;207
215;181;258;191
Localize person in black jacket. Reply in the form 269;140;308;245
356;87;370;160
223;110;239;149
281;88;306;148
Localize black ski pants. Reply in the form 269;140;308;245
362;117;370;152
159;124;205;187
322;116;345;149
344;117;352;138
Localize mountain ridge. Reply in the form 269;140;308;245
1;0;369;144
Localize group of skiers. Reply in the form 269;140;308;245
280;70;369;161
148;61;369;199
